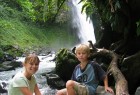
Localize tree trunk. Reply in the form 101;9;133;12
92;49;129;95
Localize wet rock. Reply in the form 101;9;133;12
8;61;22;67
135;87;140;95
0;81;8;93
96;86;113;95
46;74;65;89
3;53;15;61
0;64;15;72
0;61;22;72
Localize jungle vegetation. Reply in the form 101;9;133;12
0;0;140;94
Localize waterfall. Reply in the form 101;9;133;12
70;0;96;44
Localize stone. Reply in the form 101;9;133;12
96;86;113;95
135;87;140;95
46;74;65;89
0;81;7;93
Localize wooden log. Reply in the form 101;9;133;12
91;49;129;95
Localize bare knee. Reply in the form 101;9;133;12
66;80;75;88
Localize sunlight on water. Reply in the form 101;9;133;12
70;0;96;44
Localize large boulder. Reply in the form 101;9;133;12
46;74;65;89
55;48;79;82
0;61;22;72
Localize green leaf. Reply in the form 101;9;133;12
136;26;140;36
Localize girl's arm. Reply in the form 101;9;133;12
20;87;33;95
34;84;41;95
19;84;41;95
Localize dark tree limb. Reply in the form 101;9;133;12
91;49;129;95
52;0;66;22
88;40;98;52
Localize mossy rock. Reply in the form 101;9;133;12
55;48;79;82
0;45;23;60
0;48;4;62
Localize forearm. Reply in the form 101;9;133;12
104;76;109;88
34;84;41;95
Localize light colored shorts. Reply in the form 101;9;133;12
57;81;89;95
74;82;89;95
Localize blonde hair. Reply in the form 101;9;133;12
75;44;90;54
24;54;40;64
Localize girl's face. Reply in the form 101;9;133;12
76;50;89;63
24;61;39;75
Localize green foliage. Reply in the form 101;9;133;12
0;0;70;24
0;48;4;59
0;1;33;22
136;20;140;36
81;0;96;17
43;0;69;23
0;45;23;57
0;4;19;19
16;0;36;21
0;15;77;51
43;0;57;21
31;0;44;22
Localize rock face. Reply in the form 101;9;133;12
46;74;65;89
135;87;140;95
96;86;113;95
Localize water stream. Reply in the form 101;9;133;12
0;54;57;95
0;1;97;95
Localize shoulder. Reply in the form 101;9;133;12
75;64;80;69
13;72;24;79
12;72;27;84
89;61;100;67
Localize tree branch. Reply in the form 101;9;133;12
92;49;129;95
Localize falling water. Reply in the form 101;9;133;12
70;0;96;44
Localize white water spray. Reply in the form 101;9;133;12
70;0;96;44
